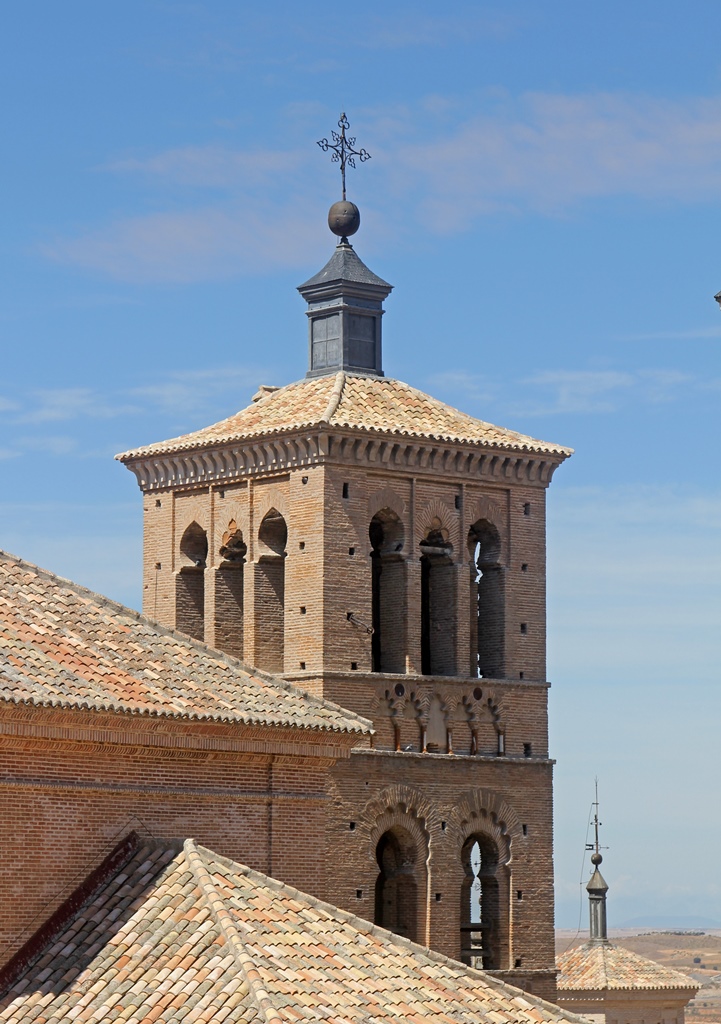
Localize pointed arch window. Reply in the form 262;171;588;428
369;509;406;673
255;509;287;673
468;519;505;678
214;522;247;659
460;834;506;969
420;521;456;676
374;827;419;942
176;522;208;641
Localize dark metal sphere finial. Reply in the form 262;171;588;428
591;852;603;866
328;200;360;241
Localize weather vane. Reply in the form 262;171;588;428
317;113;371;201
585;778;609;860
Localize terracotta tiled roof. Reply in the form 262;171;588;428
0;832;586;1024
556;941;699;992
117;372;572;460
0;550;368;735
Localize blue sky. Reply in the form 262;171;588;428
1;1;719;928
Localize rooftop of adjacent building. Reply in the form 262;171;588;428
0;548;369;736
556;806;698;998
557;941;700;993
0;830;588;1024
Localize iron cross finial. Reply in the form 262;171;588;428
317;113;371;201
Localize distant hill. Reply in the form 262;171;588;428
620;916;721;929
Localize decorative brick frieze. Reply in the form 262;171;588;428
125;430;565;493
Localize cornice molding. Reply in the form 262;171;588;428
125;428;567;493
0;709;350;762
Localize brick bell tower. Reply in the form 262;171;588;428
117;122;572;1001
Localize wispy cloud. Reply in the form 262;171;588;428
39;90;721;281
426;365;704;417
384;92;721;230
129;365;265;416
357;13;520;49
0;364;272;460
14;388;140;425
40;202;326;283
614;325;721;342
617;325;721;340
518;370;634;414
103;146;305;188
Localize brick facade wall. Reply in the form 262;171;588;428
0;708;354;965
323;751;557;1001
128;432;562;1000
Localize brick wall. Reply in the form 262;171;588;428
324;750;557;1001
132;442;560;999
0;708;352;966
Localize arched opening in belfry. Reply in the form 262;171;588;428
175;521;208;640
460;834;503;970
374;827;419;942
369;509;406;673
419;520;456;676
214;521;247;659
255;509;287;673
468;519;505;679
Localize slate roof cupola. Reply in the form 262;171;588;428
298;200;392;379
587;789;610;943
587;851;609;944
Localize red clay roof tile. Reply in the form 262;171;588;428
0;834;589;1024
117;373;572;461
0;550;369;736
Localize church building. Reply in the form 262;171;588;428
115;193;571;998
0;142;576;1014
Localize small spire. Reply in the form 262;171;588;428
586;781;609;943
299;116;391;379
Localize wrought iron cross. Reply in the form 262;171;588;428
317;113;371;201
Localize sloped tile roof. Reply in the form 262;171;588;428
0;833;587;1024
0;550;368;735
556;941;699;992
117;372;572;461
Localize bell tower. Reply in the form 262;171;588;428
118;114;572;1002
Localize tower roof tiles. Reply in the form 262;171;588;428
0;550;369;735
117;372;572;462
0;832;589;1024
556;941;699;993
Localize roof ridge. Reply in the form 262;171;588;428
321;370;345;422
0;548;372;736
184;839;283;1024
193;843;591;1022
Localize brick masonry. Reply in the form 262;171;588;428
0;705;354;963
129;430;563;1002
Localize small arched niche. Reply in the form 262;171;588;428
369;508;406;674
175;522;208;641
254;509;287;673
215;521;247;659
179;521;208;568
460;833;505;970
468;519;505;679
374;826;419;943
420;519;456;676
